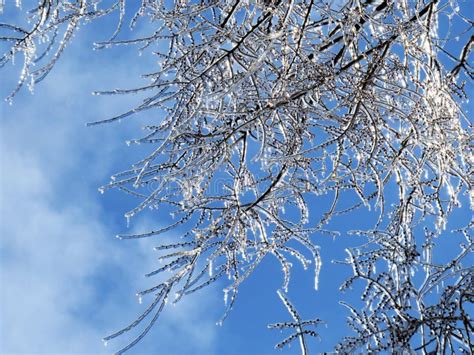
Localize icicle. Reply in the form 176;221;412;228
208;259;213;277
28;76;35;94
446;182;454;199
223;289;228;305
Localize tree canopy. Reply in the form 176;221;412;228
1;1;473;354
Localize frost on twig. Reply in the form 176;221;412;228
336;225;473;353
268;290;323;355
0;1;123;103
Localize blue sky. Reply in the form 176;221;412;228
0;2;472;355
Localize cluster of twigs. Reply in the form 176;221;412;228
2;0;472;353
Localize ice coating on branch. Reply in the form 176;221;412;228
269;290;323;354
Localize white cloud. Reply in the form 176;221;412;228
0;26;219;354
0;134;109;353
0;154;219;353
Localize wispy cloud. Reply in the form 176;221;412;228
0;24;219;354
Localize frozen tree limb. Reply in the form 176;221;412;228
2;0;473;353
